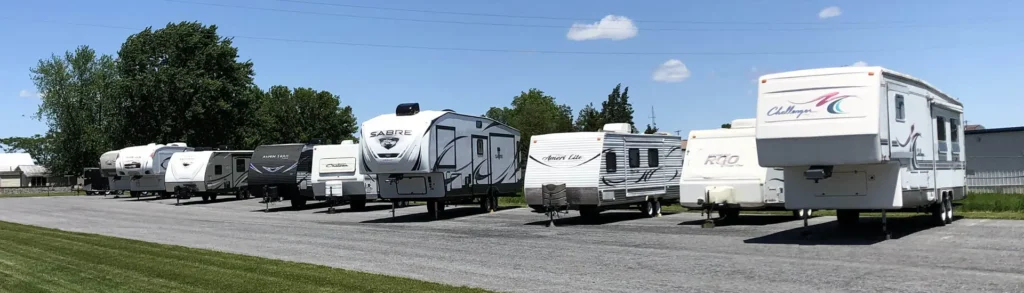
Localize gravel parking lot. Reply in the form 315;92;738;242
1;195;1022;293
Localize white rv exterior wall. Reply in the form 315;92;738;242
523;132;605;190
755;66;966;210
679;126;783;209
164;151;214;191
115;143;190;192
311;143;378;199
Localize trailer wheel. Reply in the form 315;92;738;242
944;193;954;224
426;200;436;214
931;192;947;226
130;191;140;198
717;209;740;221
201;195;210;202
210;195;218;201
792;209;813;219
490;194;499;212
426;200;445;219
479;195;493;212
640;200;655;218
652;200;662;216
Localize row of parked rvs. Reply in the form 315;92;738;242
83;66;966;237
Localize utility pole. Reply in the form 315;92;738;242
649;106;657;130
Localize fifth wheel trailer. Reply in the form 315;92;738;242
99;150;129;195
679;118;810;220
755;66;965;237
165;150;253;202
311;140;381;210
115;143;191;198
360;103;522;219
523;123;683;218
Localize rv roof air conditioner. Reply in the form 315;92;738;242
441;109;455;113
602;123;632;134
309;138;326;145
167;142;187;147
340;140;355;145
654;131;672;136
729;118;757;129
396;103;420;116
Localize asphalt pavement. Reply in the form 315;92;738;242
0;195;1022;293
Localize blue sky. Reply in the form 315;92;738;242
2;0;1022;139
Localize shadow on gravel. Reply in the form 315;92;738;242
313;203;404;214
117;196;168;202
522;211;677;226
360;206;517;223
678;215;804;227
175;197;252;206
250;201;335;213
744;215;963;246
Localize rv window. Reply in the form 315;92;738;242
236;159;245;172
605;152;617;173
936;117;947;141
894;95;905;122
215;165;223;175
950;118;960;142
647;148;659;167
628;148;640;168
476;140;484;156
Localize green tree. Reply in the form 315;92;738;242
486;89;573;165
600;84;636;133
257;86;358;145
643;124;659;134
721;123;732;129
574;103;603;132
30;46;118;175
0;134;53;166
115;21;258;149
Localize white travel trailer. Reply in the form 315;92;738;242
360;103;522;219
115;143;191;198
98;150;130;195
524;123;684;218
311;140;380;210
165;150;253;202
755;66;965;236
680;118;810;220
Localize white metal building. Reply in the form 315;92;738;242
0;153;35;187
965;126;1024;194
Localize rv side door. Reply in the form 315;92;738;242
886;83;910;159
471;135;490;194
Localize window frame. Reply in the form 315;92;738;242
476;139;485;156
647;148;659;167
628;148;640;168
936;116;948;142
605;152;617;173
894;94;906;122
215;165;223;175
235;159;246;173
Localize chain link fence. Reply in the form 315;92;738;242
967;155;1024;194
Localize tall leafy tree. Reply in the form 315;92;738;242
29;46;118;175
600;84;636;133
115;21;258;149
574;102;603;132
485;88;573;166
257;86;358;145
643;124;659;134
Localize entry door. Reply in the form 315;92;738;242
472;135;490;194
886;83;910;156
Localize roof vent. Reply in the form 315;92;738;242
729;118;756;129
441;109;455;113
309;138;326;145
396;103;420;116
654;131;672;136
602;123;632;134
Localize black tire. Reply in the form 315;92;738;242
235;190;244;200
130;191;140;198
201;195;210;202
944;192;954;225
837;210;860;230
290;198;307;208
210;195;218;201
350;197;367;210
652;200;663;216
640;200;655;218
490;194;499;212
718;209;740;221
480;195;493;212
426;200;436;214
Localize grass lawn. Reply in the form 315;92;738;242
0;221;488;293
0;191;80;199
500;193;1024;220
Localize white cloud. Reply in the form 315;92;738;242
818;6;842;19
851;61;868;67
566;15;638;41
652;59;691;83
19;90;40;98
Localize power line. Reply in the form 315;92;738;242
273;0;1015;26
24;19;1024;56
160;0;1013;32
